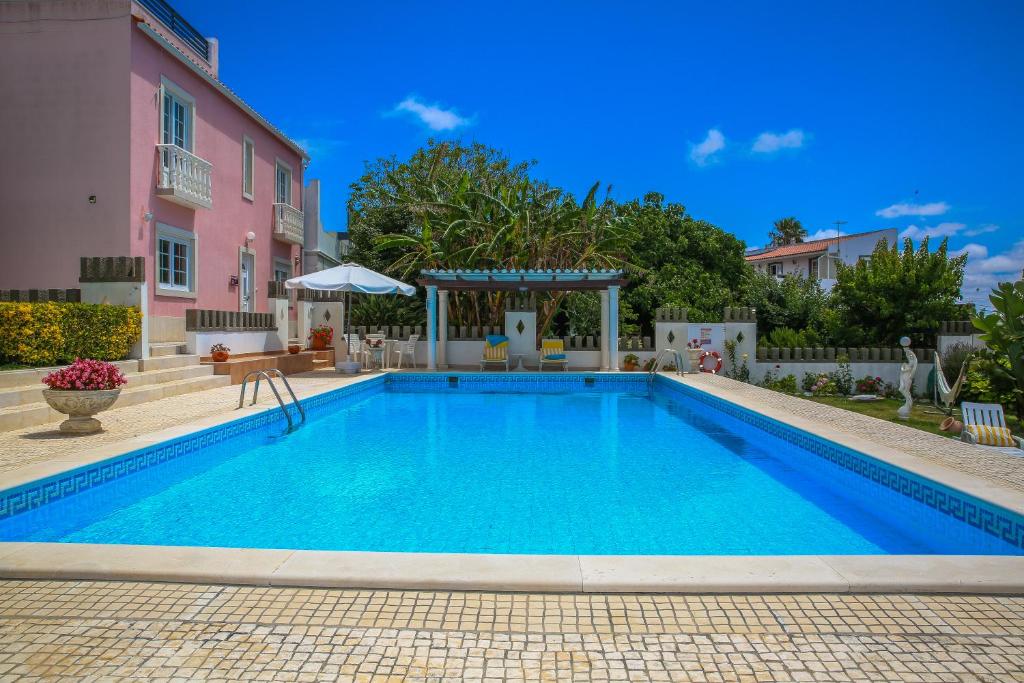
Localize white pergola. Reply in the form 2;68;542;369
416;268;627;371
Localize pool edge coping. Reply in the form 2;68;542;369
1;370;1023;594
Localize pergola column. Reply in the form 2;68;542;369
425;285;438;370
437;289;449;370
608;285;620;371
600;289;610;371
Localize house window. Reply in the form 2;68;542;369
242;136;255;200
160;79;194;151
273;258;292;283
275;160;292;205
768;262;782;277
808;257;819;279
155;223;197;296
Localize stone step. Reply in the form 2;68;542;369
0;360;140;390
138;354;202;372
0;373;232;433
149;342;188;357
0;364;213;409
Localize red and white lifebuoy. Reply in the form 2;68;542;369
699;350;723;374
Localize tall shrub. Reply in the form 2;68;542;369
972;280;1024;419
0;302;142;366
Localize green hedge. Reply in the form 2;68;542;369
0;302;142;367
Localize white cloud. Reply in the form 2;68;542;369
899;222;966;240
951;243;988;260
807;228;846;241
960;239;1024;309
876;201;950;218
965;223;999;237
393;97;469;131
689;128;726;166
751;129;805;153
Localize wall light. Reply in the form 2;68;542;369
245;231;256;245
143;211;154;222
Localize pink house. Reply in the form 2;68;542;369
0;0;309;345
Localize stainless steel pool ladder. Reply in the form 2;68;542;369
237;369;306;433
647;348;685;388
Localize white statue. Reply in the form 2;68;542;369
897;336;917;420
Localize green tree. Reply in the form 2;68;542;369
738;270;830;341
347;139;635;332
972;280;1024;419
619;192;748;332
828;236;966;347
768;216;807;246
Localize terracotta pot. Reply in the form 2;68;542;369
288;344;301;354
42;388;121;434
940;417;963;434
211;350;229;362
623;362;638;372
310;337;327;351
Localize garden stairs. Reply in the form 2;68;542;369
0;344;230;432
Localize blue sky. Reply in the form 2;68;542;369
175;0;1023;308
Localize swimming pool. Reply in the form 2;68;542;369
1;373;1022;556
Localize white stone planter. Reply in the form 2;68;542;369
686;348;703;373
42;388;121;434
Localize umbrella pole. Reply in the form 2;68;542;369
345;291;352;362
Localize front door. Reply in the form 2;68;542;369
240;251;255;312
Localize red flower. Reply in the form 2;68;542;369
42;358;127;391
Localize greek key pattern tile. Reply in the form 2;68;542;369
658;376;1024;551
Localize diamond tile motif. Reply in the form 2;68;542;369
516;320;525;335
667;330;675;343
324;310;331;322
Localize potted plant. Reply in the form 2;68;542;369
686;339;703;373
623;353;640;371
288;343;301;354
41;358;127;434
309;324;334;351
210;343;231;362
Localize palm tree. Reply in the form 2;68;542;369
769;217;807;246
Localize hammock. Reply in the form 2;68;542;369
933;352;969;415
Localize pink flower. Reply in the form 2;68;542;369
43;359;127;391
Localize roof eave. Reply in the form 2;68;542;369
136;21;310;161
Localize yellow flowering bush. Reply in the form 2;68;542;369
0;302;142;366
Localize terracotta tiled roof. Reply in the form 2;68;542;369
745;229;892;262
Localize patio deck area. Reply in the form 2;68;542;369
0;371;1022;680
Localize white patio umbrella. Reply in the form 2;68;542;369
285;263;416;371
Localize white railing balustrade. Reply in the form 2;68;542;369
156;144;213;209
273;203;305;244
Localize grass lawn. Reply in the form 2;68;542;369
797;394;957;438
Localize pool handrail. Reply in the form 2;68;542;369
237;369;306;433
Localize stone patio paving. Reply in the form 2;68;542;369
0;370;1022;680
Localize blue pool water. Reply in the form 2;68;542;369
1;374;1021;555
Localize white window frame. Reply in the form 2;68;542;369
273;257;292;283
159;77;196;153
238;246;257;312
275;158;293;206
155;222;198;298
242;135;255;201
768;262;782;277
808;256;819;280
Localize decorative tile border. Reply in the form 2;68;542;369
390;372;649;392
0;376;386;522
655;375;1024;552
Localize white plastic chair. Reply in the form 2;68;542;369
960;402;1023;455
392;334;420;369
341;334;363;368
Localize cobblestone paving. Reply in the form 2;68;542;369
0;370;361;474
0;582;1022;681
689;373;1024;493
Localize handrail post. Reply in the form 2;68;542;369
237;369;305;433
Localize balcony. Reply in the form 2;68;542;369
156;144;213;209
273;203;304;245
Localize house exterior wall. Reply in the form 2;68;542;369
0;0;133;289
129;22;303;318
834;229;897;265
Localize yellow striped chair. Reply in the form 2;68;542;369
539;339;569;372
480;335;510;371
960;402;1023;455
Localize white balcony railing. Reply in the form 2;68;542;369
273;203;304;245
156;144;213;209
